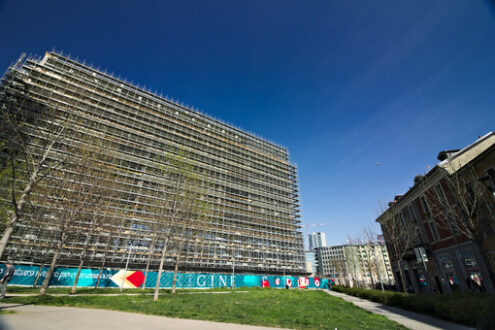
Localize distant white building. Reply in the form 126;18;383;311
315;243;394;288
308;232;327;250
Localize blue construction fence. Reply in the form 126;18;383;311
0;264;329;289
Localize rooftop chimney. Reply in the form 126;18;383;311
414;175;424;185
437;149;460;161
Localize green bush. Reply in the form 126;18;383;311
332;285;495;328
431;294;495;329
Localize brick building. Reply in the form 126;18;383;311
377;133;495;293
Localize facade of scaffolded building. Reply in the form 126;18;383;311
0;51;305;275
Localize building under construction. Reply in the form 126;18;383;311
0;51;305;275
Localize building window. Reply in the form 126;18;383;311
459;249;484;287
420;196;431;216
486;168;495;198
435;184;446;202
408;205;417;222
416;228;423;244
439;254;459;289
429;221;440;241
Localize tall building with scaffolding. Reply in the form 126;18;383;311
0;51;305;275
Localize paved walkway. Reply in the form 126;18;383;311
0;303;286;330
324;290;474;330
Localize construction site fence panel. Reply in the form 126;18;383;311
0;264;328;289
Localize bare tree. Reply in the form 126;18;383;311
331;257;348;286
152;148;209;301
422;163;495;291
140;233;157;291
70;140;120;294
95;232;113;289
361;226;378;288
378;203;416;293
0;98;70;259
170;216;206;294
38;137;111;295
345;236;361;287
141;197;161;291
0;147;11;233
363;223;390;291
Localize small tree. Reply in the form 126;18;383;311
141;232;157;291
38;136;110;295
423;163;495;291
152;148;209;301
95;232;114;289
329;255;348;286
0;97;70;259
378;203;416;293
70;139;120;293
345;236;360;287
170;214;207;294
0;145;11;232
361;223;388;290
361;226;378;288
141;195;161;291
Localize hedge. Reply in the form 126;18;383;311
332;286;495;329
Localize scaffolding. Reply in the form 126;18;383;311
0;51;306;275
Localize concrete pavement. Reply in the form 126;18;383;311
324;290;475;330
0;303;286;330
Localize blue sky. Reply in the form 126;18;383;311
1;1;494;247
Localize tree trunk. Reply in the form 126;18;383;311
153;236;171;302
40;243;62;295
96;235;112;289
368;264;375;288
153;244;168;301
71;233;91;293
171;254;181;294
0;225;15;261
366;254;375;289
71;259;84;294
0;142;55;259
33;263;44;288
142;236;156;290
397;262;408;293
96;266;104;289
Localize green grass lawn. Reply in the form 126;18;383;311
2;290;406;329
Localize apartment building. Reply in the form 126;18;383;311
315;243;393;287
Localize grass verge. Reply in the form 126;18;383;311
3;290;406;329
